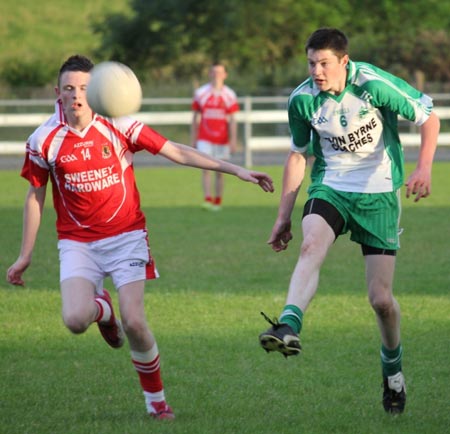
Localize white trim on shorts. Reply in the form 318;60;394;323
58;229;159;292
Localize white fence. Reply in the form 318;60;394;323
1;95;449;167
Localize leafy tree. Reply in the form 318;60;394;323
93;0;350;85
346;0;450;82
1;0;448;89
91;0;450;87
2;58;57;88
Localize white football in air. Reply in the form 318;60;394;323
87;61;142;117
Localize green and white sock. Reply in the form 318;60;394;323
279;304;303;334
381;343;403;377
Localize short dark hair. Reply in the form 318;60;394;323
58;55;94;85
211;61;227;70
305;28;349;58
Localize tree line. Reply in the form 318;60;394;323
93;0;450;88
3;0;450;93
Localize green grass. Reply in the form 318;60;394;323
1;162;449;434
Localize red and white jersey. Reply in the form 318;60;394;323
21;101;167;242
192;83;239;145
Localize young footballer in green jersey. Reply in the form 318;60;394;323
258;28;440;414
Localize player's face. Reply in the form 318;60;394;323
209;65;227;87
56;71;92;128
307;49;349;95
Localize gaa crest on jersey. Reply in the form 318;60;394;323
102;144;112;159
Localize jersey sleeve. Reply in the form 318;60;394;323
227;100;240;114
20;135;51;187
21;150;50;187
192;86;203;112
134;124;167;154
288;99;311;153
360;64;433;126
112;117;168;155
224;87;239;114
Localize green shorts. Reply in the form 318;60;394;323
306;184;401;250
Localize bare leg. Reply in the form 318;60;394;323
202;170;211;199
118;280;155;351
119;280;173;418
285;214;336;311
259;214;336;356
365;255;401;349
61;277;97;333
215;171;224;200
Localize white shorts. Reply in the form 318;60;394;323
197;140;230;160
58;229;159;292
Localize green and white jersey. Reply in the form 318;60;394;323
288;60;433;193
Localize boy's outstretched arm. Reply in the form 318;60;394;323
158;140;274;193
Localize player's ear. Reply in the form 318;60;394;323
341;54;349;67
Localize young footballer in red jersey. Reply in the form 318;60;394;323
191;63;239;210
6;55;274;420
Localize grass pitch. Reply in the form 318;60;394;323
1;162;449;434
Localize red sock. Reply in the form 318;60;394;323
131;347;163;393
205;196;213;203
214;197;222;205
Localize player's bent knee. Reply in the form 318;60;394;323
369;293;395;318
62;313;91;334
